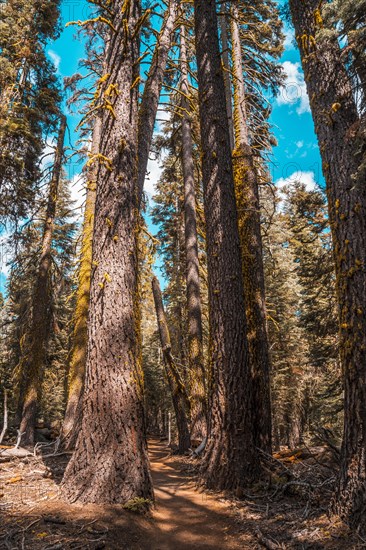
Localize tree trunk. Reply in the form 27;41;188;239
180;24;206;441
230;0;272;455
19;115;66;447
193;0;258;491
218;2;235;151
0;389;8;444
137;0;180;205
61;2;153;505
152;276;191;454
61;117;101;450
289;0;366;531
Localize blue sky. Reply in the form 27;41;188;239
0;0;324;295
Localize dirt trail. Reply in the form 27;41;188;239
0;438;253;549
148;438;248;549
0;438;357;548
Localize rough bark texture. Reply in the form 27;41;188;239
19;115;66;447
137;0;179;205
230;1;272;455
219;2;235;151
61;117;101;450
180;24;206;441
152;277;191;454
289;0;366;531
61;1;153;505
193;0;258;491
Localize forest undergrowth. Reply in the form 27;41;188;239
0;437;362;549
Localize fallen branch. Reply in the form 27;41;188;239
255;528;285;549
192;437;207;457
0;447;32;458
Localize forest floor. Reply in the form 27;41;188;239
0;438;363;549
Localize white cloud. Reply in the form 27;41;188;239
48;50;61;71
156;106;170;133
275;171;317;212
277;61;310;115
296;140;304;148
283;27;296;51
145;151;167;196
276;170;317;193
69;173;86;215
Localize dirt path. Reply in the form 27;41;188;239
0;439;358;548
0;438;252;549
147;438;249;549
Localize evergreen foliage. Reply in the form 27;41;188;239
0;0;62;222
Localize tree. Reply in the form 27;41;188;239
152;276;191;453
324;0;366;109
61;0;182;451
230;0;275;454
0;176;77;433
289;0;366;529
137;0;180;205
61;1;154;505
261;186;309;449
61;117;101;450
284;182;341;437
180;22;206;440
19;115;66;446
0;0;61;222
193;0;258;490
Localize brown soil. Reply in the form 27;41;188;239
0;439;362;549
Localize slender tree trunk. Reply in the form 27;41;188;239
230;1;272;455
289;0;366;531
61;117;101;450
62;2;153;504
0;389;8;445
137;0;180;205
19;115;66;447
152;277;191;453
180;24;206;441
219;2;235;151
193;0;259;491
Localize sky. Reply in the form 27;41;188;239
0;0;325;295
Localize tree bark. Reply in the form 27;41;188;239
193;0;259;491
137;0;180;205
152;276;191;454
219;2;235;151
289;0;366;531
61;117;101;450
180;24;206;441
19;115;66;447
61;1;153;505
230;0;272;455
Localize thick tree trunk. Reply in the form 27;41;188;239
61;117;101;450
230;1;272;455
289;0;366;531
193;0;258;491
137;0;179;205
19;115;66;447
152;277;191;453
180;24;206;441
61;2;153;505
